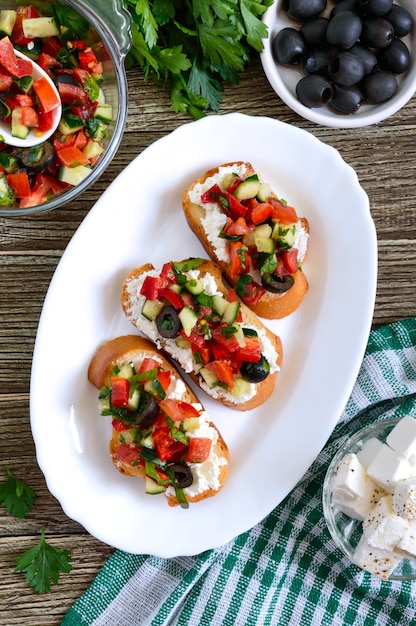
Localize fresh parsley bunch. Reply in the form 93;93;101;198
124;0;273;118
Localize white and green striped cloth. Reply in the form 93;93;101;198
62;319;416;626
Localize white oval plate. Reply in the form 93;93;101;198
30;113;377;557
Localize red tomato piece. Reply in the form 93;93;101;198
159;261;177;286
111;419;130;432
138;357;160;373
236;336;261;363
0;36;32;78
74;129;88;150
6;172;31;198
210;340;229;360
153;428;185;462
250;202;274;225
11;6;39;46
220;191;247;218
269;198;298;224
0;70;12;92
205;359;235;388
211;324;240;353
140;275;161;300
41;37;63;57
20;106;38;127
33;76;60;113
57;82;89;105
159;398;186;421
56;146;90;168
192;342;211;365
111;376;130;408
223;216;252;236
158;287;183;309
201;183;222;204
19;174;53;209
37;52;62;76
187;437;212;463
70;101;97;123
78;48;99;71
157;370;171;392
37;110;54;132
282;249;299;274
116;444;142;464
238;277;266;307
228;240;248;278
177;401;200;418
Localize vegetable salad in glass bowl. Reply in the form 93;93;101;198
0;0;131;216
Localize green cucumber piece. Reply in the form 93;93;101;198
22;16;59;38
212;294;228;316
59;164;92;186
11;108;29;139
82;139;104;160
230;377;252;397
256;182;272;202
234;174;260;201
255;223;273;238
59;114;84;135
255;236;274;254
94;103;113;124
141;299;164;321
199;367;219;388
175;336;191;350
221;300;240;325
185;277;204;295
145;476;165;495
178;306;198;336
0;10;16;36
0;173;15;207
275;224;296;250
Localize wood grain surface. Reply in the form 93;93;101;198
1;55;416;625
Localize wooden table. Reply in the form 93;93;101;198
1;56;416;625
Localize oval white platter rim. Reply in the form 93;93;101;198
30;113;377;557
260;0;416;128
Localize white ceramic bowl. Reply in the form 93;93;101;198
323;417;416;581
261;0;416;127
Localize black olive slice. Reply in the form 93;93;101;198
240;356;270;383
54;73;81;87
15;141;55;172
261;273;295;294
156;305;180;338
134;395;159;428
169;462;193;488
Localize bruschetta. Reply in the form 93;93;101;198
88;334;229;508
121;258;283;411
182;162;309;319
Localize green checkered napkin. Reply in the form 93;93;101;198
62;319;416;626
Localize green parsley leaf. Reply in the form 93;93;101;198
0;468;36;519
15;528;73;594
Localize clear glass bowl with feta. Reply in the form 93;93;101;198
323;416;416;581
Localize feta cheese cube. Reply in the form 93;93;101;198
396;519;416;559
363;495;409;551
354;535;402;580
393;478;416;519
386;416;416;463
367;443;416;493
356;437;384;468
332;476;386;521
330;453;367;500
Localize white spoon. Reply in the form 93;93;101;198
0;49;62;148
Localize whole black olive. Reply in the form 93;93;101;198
304;50;331;76
272;28;306;66
385;5;413;37
156;306;180;338
261;273;295;293
377;38;410;74
283;0;327;21
331;1;362;16
349;44;377;73
134;395;159;428
362;70;398;103
296;74;333;107
169;462;193;488
325;12;363;49
330;84;363;113
15;141;55;172
360;17;394;48
240;356;270;383
329;51;365;86
300;18;329;49
357;0;393;16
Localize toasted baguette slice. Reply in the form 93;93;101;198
182;161;309;319
121;259;283;411
88;334;229;507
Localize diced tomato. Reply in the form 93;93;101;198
192;341;212;365
0;71;12;92
138;357;160;374
251;202;274;225
116;444;142;464
68;40;87;51
228;240;248;278
140;276;161;300
56;145;90;168
177;401;200;418
210;339;229;360
211;324;240;354
111;419;130;432
187;437;212;463
11;6;40;46
58;82;89;105
36;110;54;132
70;101;97;123
223;216;252;237
53;133;76;152
226;176;242;194
220;191;247;218
205;360;235;389
19;174;53;209
159;261;176;286
236;336;261;363
0;36;32;78
20;106;38;127
41;37;63;57
237;276;266;307
153;428;186;462
282;248;299;274
157;370;171;392
6;172;31;198
158;287;183;309
78;48;99;71
37;52;62;77
201;183;222;204
269;198;298;224
33;76;60;113
74;129;88;150
111;376;130;408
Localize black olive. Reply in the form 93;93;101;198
349;44;377;74
240;356;270;383
357;0;393;17
300;18;329;49
331;1;362;17
272;28;307;66
330;83;363;113
360;17;394;48
156;306;180;338
262;273;295;294
15;141;55;172
169;462;193;488
134;395;159;428
304;49;331;76
362;70;398;102
283;0;327;21
377;38;410;74
325;12;363;50
329;51;364;86
296;74;333;107
385;5;413;37
54;73;81;87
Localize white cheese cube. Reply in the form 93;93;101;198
354;534;402;580
332;476;386;521
363;495;409;551
356;437;384;468
330;453;367;500
386;416;416;463
367;443;416;493
396;519;416;559
393;478;416;519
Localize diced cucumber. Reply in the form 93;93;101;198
230;377;252;397
255;223;273;238
183;417;200;432
59;164;92;186
58;114;84;135
185;277;204;295
175;335;191;350
233;324;246;348
117;363;135;379
94;103;113;124
0;152;18;173
120;429;136;445
11;108;29;139
86;117;107;140
221;172;239;190
141;299;164;321
199;367;219;388
276;224;296;250
212;294;228;316
82;139;104;160
0;173;15;207
127;388;140;411
141;434;154;449
178;306;198;336
22;16;59;38
256;182;272;202
145;476;165;495
255;235;274;254
234;174;260;201
0;10;16;36
221;300;240;325
17;75;33;94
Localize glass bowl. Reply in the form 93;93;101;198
261;0;416;128
0;0;131;216
323;417;416;581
